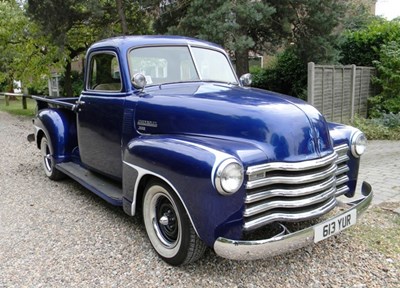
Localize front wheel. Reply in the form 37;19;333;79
142;180;206;266
40;136;64;180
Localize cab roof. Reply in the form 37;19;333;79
88;35;224;53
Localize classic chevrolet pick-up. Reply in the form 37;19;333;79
30;36;373;266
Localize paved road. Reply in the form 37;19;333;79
357;140;400;205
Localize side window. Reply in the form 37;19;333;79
88;53;122;91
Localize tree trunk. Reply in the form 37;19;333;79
116;0;128;34
64;60;73;97
235;49;250;77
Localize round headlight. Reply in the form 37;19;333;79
351;130;367;157
215;159;244;195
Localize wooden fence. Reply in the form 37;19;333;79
0;92;32;109
307;62;376;123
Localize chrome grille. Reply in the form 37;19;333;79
244;145;350;231
334;144;350;196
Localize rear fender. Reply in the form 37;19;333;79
34;108;77;163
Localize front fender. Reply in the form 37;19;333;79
34;108;77;162
122;135;266;247
328;122;363;197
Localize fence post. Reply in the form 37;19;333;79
22;95;27;109
307;62;315;105
5;94;9;106
350;64;356;120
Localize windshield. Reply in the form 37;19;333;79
128;46;238;86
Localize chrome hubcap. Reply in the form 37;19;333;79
42;144;52;172
151;194;179;248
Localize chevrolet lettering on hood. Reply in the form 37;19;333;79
137;120;158;131
29;35;372;266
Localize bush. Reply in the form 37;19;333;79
351;114;400;140
250;49;307;100
339;19;400;66
368;41;400;117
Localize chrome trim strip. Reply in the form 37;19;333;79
247;152;337;175
245;176;336;203
336;175;349;186
244;187;336;217
336;154;350;164
336;165;350;175
123;161;200;237
214;182;373;260
243;197;337;231
246;163;337;189
334;143;349;154
335;185;350;197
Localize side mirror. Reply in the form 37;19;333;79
240;73;252;87
132;73;147;90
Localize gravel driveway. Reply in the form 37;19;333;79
0;111;399;287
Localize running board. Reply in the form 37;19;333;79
56;162;123;206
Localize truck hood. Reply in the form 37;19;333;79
135;83;333;162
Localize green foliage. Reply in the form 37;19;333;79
59;71;84;97
157;0;292;75
251;49;307;99
250;0;347;99
158;0;346;81
340;19;400;66
0;1;60;92
289;0;346;64
27;0;154;97
340;19;400;116
368;41;400;117
351;114;400;140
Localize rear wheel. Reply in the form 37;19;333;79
142;180;206;266
40;136;64;180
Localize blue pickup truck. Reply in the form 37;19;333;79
30;36;372;266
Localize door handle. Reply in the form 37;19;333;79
73;100;86;112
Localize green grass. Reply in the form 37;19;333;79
0;97;36;117
349;204;400;258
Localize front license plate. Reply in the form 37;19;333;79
314;209;357;243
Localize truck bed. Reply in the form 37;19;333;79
33;95;78;111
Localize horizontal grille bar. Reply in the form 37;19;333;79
245;176;336;204
244;186;337;217
243;144;351;232
246;162;337;189
247;152;338;175
243;197;337;231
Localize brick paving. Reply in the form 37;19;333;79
356;140;400;205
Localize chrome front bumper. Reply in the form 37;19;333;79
213;182;373;261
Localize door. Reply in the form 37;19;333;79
77;51;125;180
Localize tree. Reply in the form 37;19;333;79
289;0;346;64
0;0;59;94
155;0;347;78
250;0;347;98
27;0;153;97
156;0;292;76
